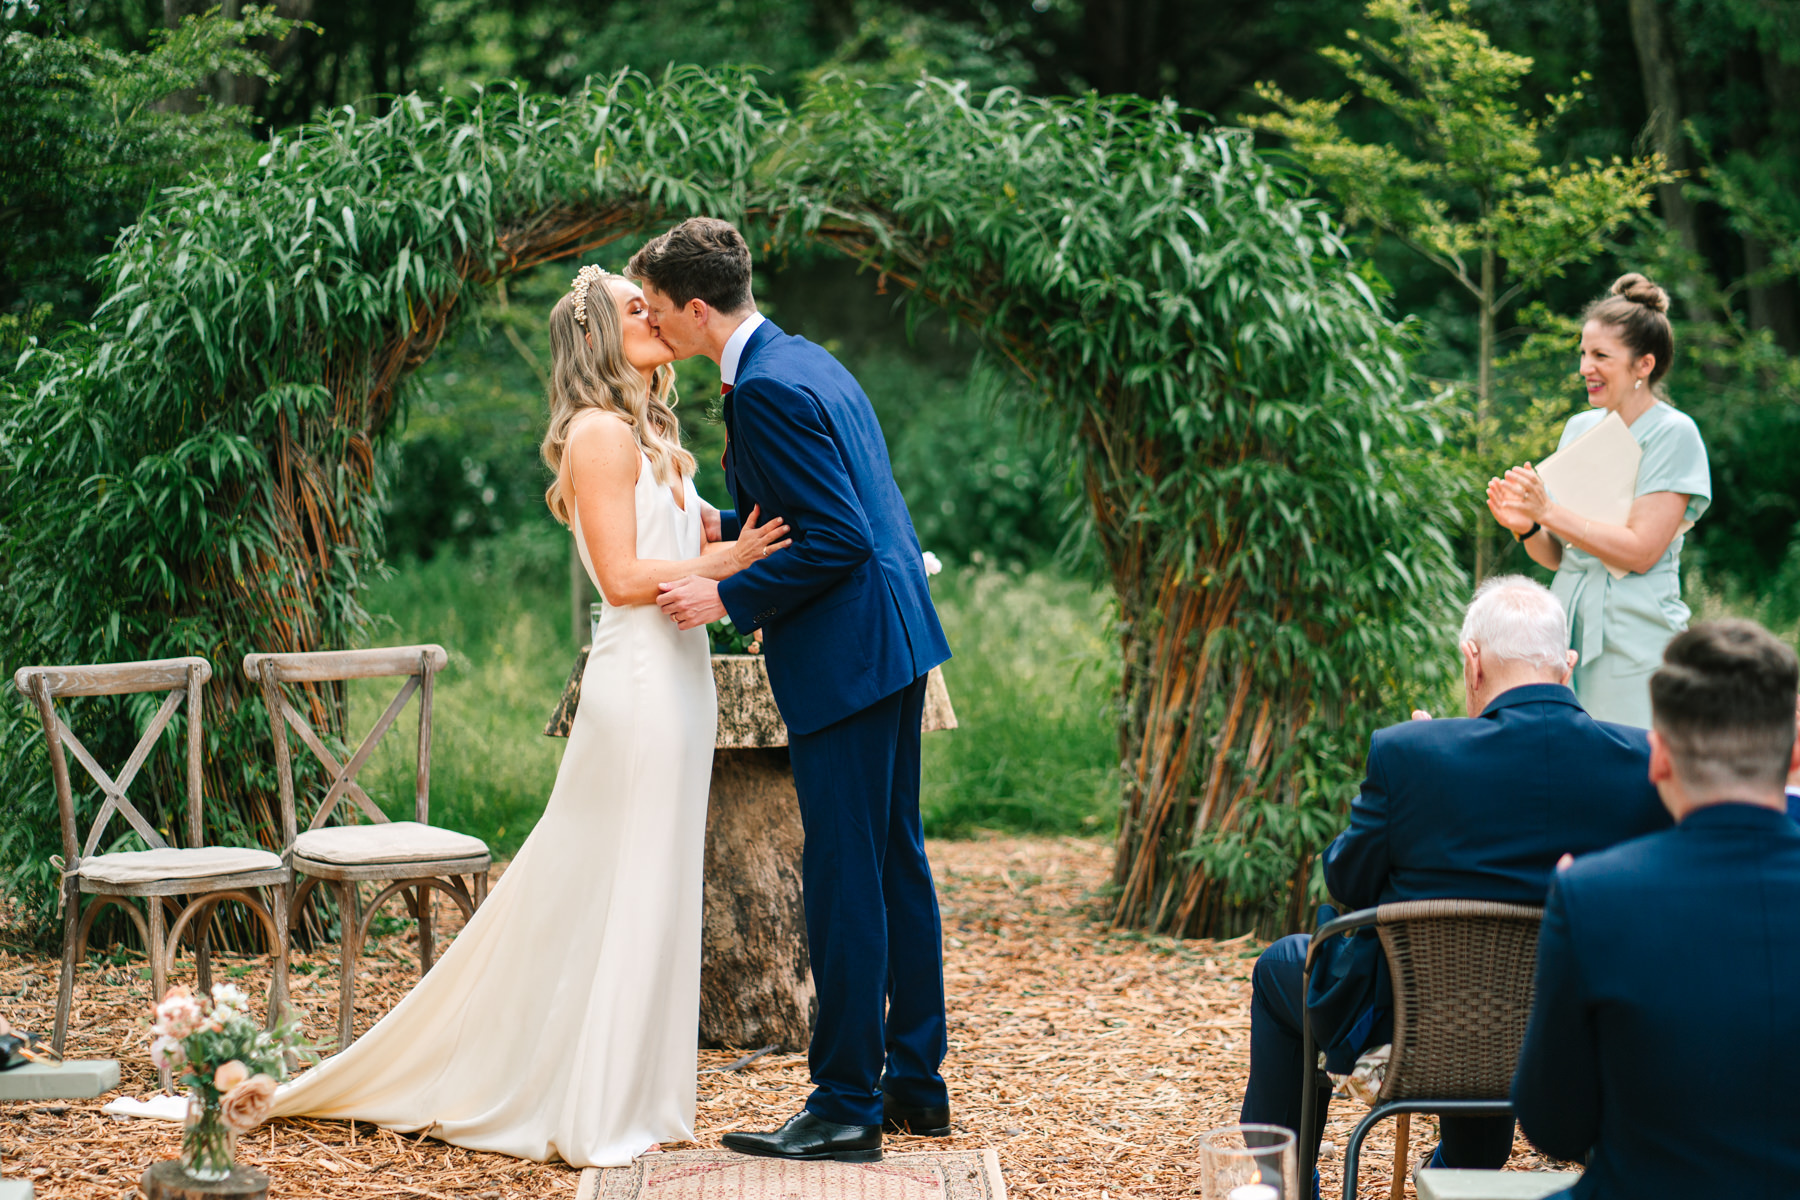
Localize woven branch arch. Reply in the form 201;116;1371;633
2;68;1465;937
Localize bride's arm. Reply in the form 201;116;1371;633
568;415;789;607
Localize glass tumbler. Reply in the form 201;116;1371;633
1198;1123;1299;1200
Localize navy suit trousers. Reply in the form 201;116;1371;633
1243;934;1515;1167
788;673;948;1126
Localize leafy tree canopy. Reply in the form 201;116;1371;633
0;2;310;319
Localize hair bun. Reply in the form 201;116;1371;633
1611;272;1670;314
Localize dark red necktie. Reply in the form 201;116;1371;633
720;382;732;397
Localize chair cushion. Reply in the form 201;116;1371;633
79;846;284;885
293;821;488;866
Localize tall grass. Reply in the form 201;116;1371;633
348;530;1118;854
921;565;1119;835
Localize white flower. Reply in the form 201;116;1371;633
921;551;943;577
149;1035;185;1070
210;983;249;1014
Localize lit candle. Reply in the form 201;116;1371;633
1227;1186;1279;1200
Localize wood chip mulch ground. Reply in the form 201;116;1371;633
2;835;1562;1199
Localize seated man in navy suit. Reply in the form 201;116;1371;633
1240;576;1670;1175
1786;699;1800;821
1513;620;1800;1197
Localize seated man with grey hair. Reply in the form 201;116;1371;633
1240;576;1671;1183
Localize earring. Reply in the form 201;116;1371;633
1634;379;1643;390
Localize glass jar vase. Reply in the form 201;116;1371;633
181;1089;237;1181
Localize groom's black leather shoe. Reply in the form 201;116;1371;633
721;1111;883;1162
882;1098;953;1137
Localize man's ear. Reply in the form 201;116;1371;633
1647;728;1675;785
1561;649;1578;686
688;298;710;327
1461;640;1482;686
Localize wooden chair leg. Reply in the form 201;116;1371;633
52;882;80;1058
195;897;213;998
333;880;360;1052
267;881;291;1028
416;885;435;975
1390;1112;1411;1200
148;894;169;1009
474;871;488;909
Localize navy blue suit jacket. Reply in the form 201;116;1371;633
715;320;950;735
1307;684;1670;1060
1512;803;1800;1198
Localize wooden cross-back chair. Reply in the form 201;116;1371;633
244;645;490;1048
12;657;289;1056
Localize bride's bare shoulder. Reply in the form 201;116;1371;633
565;410;640;468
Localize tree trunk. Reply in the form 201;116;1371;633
1474;245;1496;582
1627;0;1714;321
1747;48;1800;351
162;0;316;112
699;749;814;1052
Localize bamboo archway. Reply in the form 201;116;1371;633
1;70;1465;939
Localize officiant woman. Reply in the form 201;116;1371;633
1485;273;1711;728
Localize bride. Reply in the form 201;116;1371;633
268;264;790;1167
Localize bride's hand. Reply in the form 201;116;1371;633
700;501;723;544
729;506;791;573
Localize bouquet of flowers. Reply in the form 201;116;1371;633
148;984;316;1179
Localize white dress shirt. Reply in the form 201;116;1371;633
719;311;766;387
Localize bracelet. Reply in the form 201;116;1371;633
1515;521;1541;544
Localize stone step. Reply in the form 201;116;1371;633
0;1060;120;1101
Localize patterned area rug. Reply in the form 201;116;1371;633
576;1149;1007;1200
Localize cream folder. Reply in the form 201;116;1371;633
1534;410;1642;581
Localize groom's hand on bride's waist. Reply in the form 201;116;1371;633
659;576;728;630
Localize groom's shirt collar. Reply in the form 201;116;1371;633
719;311;767;387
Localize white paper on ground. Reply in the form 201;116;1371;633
101;1093;187;1121
1534;410;1642;580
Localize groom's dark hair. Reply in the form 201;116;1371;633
626;217;753;314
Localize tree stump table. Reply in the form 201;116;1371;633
547;653;957;1050
140;1162;268;1200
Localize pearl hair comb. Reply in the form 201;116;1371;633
570;264;614;328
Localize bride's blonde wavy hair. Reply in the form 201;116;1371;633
541;267;694;524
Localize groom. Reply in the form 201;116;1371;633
635;217;954;1163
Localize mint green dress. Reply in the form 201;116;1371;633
1548;402;1711;728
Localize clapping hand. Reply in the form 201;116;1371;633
1485;473;1536;537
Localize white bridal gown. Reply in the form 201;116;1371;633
270;445;718;1168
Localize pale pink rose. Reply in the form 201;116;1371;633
154;986;203;1039
212;1059;249;1093
149;1035;185;1070
218;1074;277;1131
